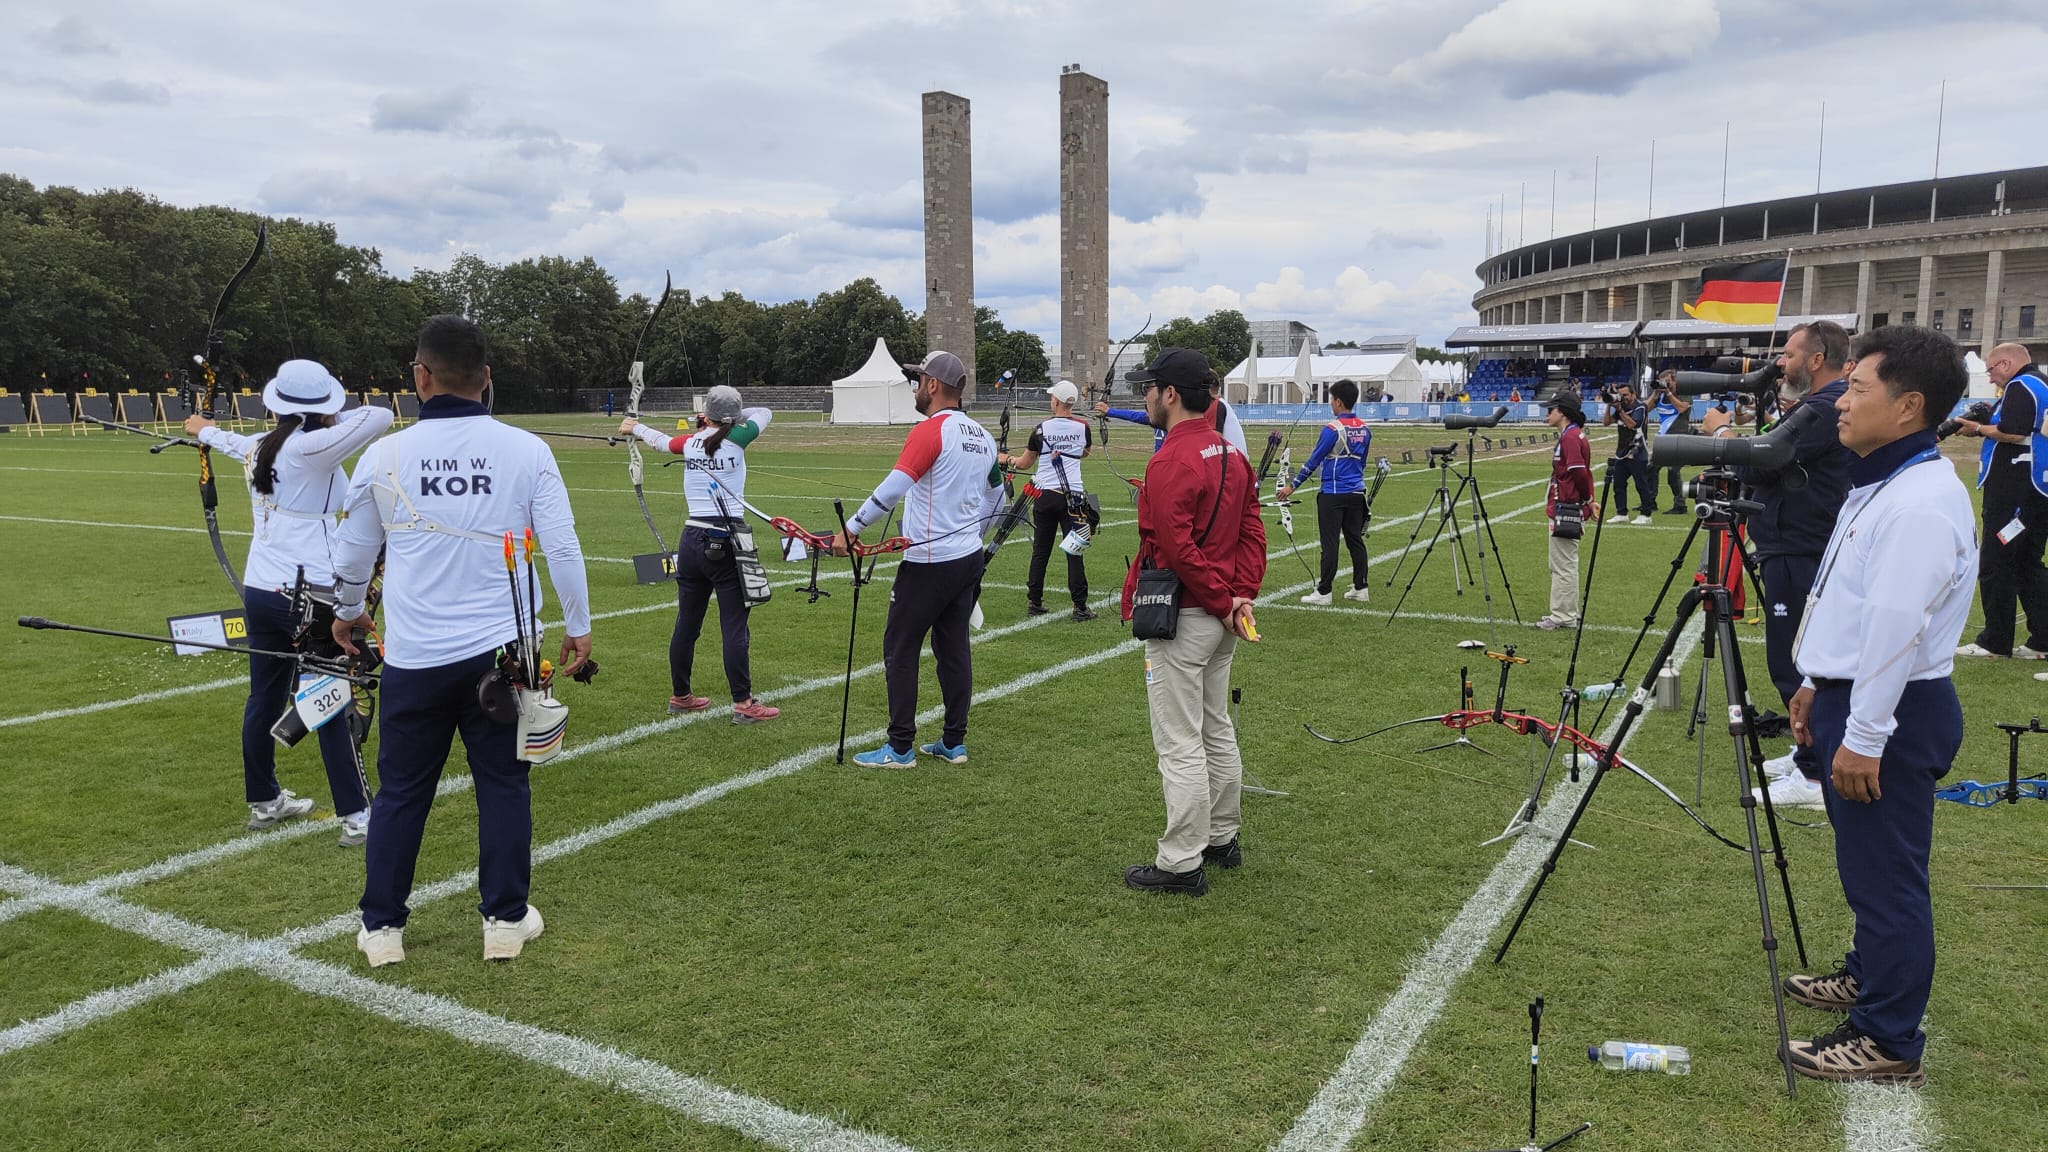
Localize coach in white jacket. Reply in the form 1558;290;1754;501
330;316;593;968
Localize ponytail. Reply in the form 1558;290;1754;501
699;422;735;459
250;412;334;494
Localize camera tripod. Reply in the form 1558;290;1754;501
1385;428;1521;642
1475;997;1590;1152
1492;466;1810;1098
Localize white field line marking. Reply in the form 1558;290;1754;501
0;640;1157;1147
0;514;249;536
1841;1078;1937;1152
1255;602;1767;645
0;676;245;728
1272;622;1706;1152
0;865;920;1152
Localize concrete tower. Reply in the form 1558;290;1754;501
921;91;976;400
1060;67;1109;396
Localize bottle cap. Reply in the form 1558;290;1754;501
1587;1046;1599;1062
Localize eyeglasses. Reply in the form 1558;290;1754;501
408;359;434;376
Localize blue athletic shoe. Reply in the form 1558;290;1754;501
918;740;968;764
851;744;917;768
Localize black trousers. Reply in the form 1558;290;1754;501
1662;465;1687;511
1974;486;2048;654
882;553;984;753
240;587;368;815
671;524;753;702
1315;491;1369;594
360;650;529;929
1759;553;1822;779
1025;489;1089;606
1608;452;1655;514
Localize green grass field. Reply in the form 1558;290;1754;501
1;413;2042;1152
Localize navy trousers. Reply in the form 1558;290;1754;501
671;524;753;702
1759;554;1823;779
1608;452;1655;515
240;587;368;815
360;651;530;930
1812;677;1961;1063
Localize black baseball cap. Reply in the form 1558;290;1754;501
1125;347;1213;391
1546;389;1584;417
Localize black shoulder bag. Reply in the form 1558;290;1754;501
1131;448;1230;641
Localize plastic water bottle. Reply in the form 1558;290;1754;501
1582;682;1620;701
1588;1040;1690;1075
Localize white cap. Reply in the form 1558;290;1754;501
1045;380;1080;404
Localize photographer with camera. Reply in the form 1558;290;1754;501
1600;381;1655;524
1952;342;2048;660
1538;391;1595;631
1651;371;1692;515
1694;321;1853;810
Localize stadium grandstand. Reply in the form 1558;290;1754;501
1455;165;2048;403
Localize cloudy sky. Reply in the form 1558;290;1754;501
5;1;2042;349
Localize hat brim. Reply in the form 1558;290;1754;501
900;363;924;382
262;379;345;416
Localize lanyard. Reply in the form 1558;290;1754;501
1807;447;1942;604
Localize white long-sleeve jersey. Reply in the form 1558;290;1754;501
332;399;592;669
631;406;771;519
198;406;394;593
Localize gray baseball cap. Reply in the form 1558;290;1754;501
704;385;744;424
903;350;969;390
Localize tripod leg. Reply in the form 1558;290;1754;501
1725;619;1809;969
1386;489;1458;622
1707;594;1798;1098
1383;483;1446;589
1497;587;1706;964
1465;475;1523;622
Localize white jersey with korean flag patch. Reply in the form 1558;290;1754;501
845;408;1004;564
332;402;592;669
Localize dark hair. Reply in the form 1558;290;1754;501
699;422;735;459
1171;378;1215;413
415;315;490;390
1330;378;1359;409
250;412;335;495
1848;325;1967;430
1791;320;1851;369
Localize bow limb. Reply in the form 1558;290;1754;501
1303;714;1451;746
1097;314;1152;493
187;222;268;596
626;273;674;552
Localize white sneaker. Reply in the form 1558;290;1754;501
1608;512;1631;523
1630;514;1652;525
357;924;404;968
482;904;544;961
1762;746;1801;780
2015;645;2048;660
338;809;370;848
247;788;315;830
1955;643;2003;658
2035;670;2048;682
1300;590;1333;606
1754;772;1827;812
1342;586;1371;603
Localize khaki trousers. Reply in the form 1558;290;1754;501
1144;608;1244;873
1547;532;1580;625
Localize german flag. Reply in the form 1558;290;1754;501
1683;258;1788;326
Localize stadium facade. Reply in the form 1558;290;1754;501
1471;165;2048;360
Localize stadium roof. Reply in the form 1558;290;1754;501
1638;313;1859;341
1444;321;1641;348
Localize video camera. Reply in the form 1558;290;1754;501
1650;403;1822;471
1937;400;1994;441
1444;406;1509;430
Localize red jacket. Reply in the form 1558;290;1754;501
1548;422;1591;518
1121;417;1267;620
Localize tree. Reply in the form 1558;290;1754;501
1205;309;1251;373
973;305;1050;391
1145;316;1220;369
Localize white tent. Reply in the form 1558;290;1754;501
1965;351;1995;399
831;337;919;425
1223;351;1429;403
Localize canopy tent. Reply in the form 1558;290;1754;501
830;337;920;425
1222;351;1428;403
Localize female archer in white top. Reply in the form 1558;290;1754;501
623;385;779;723
186;360;393;844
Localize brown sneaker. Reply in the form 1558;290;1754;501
1785;1022;1924;1087
667;694;712;714
731;699;780;725
1784;966;1860;1012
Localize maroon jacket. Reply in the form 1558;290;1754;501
1121;417;1267;620
1548;422;1592;519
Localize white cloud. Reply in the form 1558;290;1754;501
1394;0;1722;97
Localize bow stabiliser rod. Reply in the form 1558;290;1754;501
80;414;202;452
18;616;378;687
